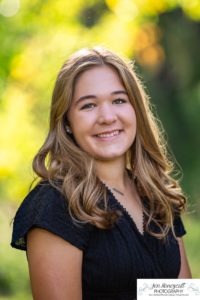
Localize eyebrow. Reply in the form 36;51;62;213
75;90;128;105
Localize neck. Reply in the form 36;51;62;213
95;158;129;190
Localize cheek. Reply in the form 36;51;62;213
126;107;137;129
127;110;137;144
73;114;94;135
133;115;137;132
68;110;85;132
69;114;95;148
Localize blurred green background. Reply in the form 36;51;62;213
0;0;200;298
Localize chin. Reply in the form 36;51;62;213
93;152;125;161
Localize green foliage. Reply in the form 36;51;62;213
0;204;32;299
0;246;31;299
184;216;200;278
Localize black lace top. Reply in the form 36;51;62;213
11;182;186;300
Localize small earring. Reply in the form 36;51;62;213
66;126;72;134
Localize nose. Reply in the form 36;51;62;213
97;103;117;125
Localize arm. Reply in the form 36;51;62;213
27;228;83;300
177;238;192;278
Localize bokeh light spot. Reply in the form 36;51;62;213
0;0;20;17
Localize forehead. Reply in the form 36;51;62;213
73;65;125;96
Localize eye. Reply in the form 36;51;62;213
113;98;127;104
80;103;96;110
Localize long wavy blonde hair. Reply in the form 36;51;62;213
33;46;186;238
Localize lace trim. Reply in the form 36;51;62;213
102;181;145;236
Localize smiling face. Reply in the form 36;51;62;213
67;65;137;163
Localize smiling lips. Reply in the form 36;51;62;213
95;130;122;139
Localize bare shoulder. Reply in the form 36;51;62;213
27;228;83;300
177;238;192;278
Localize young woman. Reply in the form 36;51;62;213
11;47;192;300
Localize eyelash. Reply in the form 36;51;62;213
80;98;127;110
113;98;127;104
80;103;96;110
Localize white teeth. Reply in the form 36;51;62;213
97;130;120;138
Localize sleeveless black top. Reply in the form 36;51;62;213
11;182;186;300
